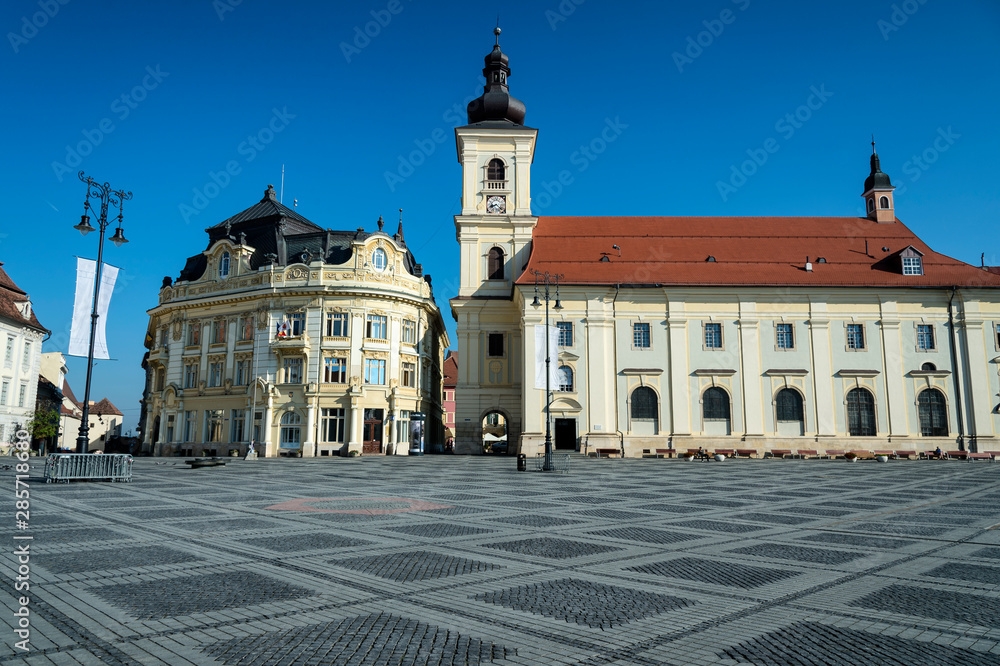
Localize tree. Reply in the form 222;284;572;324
29;408;60;441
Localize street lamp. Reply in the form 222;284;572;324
530;269;563;471
74;171;131;453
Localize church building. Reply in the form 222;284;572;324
451;31;1000;457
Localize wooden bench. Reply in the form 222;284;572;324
642;448;673;459
768;449;793;459
968;452;994;461
735;448;758;458
850;450;875;460
714;448;736;458
594;448;620;458
825;450;846;459
946;450;968;460
893;450;917;459
797;449;819;459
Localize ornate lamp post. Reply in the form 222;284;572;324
530;269;563;471
74;171;130;453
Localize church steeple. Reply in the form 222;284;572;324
862;138;896;223
466;26;526;125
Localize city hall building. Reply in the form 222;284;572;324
142;185;449;457
450;33;1000;457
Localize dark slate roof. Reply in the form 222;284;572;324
863;151;893;192
210;185;321;230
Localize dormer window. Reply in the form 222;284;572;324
902;256;923;275
879;196;890;209
219;252;230;278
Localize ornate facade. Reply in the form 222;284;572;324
451;34;1000;457
143;186;448;457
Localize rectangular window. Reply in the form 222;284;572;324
231;409;246;443
155;368;165;391
366;314;388;340
235;358;251;386
397;410;411;443
204;409;224;442
283;357;303;384
632;323;650;349
22;341;32;369
488;333;504;357
402;361;416;388
2;380;10;406
323;357;346;383
238;316;254;342
208;361;224;387
184;410;197;442
325;312;349;337
557;322;573;347
402;319;417;344
211;320;226;345
4;336;13;366
775;323;794;350
364;358;386;385
916;324;935;350
321;408;346;443
187;322;201;346
704;323;723;349
183;362;199;389
902;256;923;275
17;383;27;408
846;323;865;350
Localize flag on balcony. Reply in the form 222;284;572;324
276;320;290;338
69;257;119;359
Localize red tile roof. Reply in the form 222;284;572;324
88;398;123;417
443;351;458;388
0;263;47;333
516;217;1000;289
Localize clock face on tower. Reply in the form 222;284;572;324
486;195;506;214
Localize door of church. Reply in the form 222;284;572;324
363;409;384;455
554;418;576;450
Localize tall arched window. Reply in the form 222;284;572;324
487;158;505;182
280;411;302;448
219;251;230;278
557;366;573;392
846;388;876;436
879;195;890;209
703;387;730;420
918;388;948;436
488;247;505;280
630;386;658;434
867;198;875;212
776;388;803;423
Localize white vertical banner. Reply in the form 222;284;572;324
69;257;119;359
534;324;560;390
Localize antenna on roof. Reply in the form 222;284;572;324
280;164;285;203
613;244;621;257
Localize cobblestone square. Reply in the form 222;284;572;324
4;455;1000;665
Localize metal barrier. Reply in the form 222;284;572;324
533;453;570;473
44;454;133;483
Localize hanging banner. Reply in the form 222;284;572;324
69;257;119;359
533;324;560;389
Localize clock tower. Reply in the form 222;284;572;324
450;27;537;454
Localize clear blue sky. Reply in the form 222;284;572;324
3;0;998;433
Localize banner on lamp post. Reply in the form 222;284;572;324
533;324;560;390
69;257;119;359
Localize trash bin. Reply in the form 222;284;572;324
517;453;527;471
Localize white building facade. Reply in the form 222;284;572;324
0;264;47;446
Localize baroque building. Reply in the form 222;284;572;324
0;262;47;446
142;186;448;457
451;33;1000;457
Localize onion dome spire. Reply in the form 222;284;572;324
466;26;526;125
864;136;892;192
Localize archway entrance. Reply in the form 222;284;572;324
554;418;576;450
363;408;384;454
482;411;508;454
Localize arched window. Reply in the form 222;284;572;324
879;195;890;209
557;366;573;392
921;362;937;372
775;388;803;422
488;247;505;280
867;198;875;212
219;251;230;278
280;411;302;448
631;387;657;420
846;388;876;436
918;389;948;436
487;158;505;182
703;387;730;421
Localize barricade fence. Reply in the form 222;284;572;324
44;453;133;483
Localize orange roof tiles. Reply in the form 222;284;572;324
516;216;1000;289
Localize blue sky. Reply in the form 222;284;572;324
3;0;998;433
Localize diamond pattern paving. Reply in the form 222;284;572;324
587;527;704;545
93;571;314;619
924;563;1000;586
800;532;915;549
474;578;693;628
330;551;502;582
483;537;620;559
626;556;799;589
727;543;864;565
851;584;1000;627
381;523;496;539
36;545;200;573
721;621;1000;665
203;613;515;665
237;532;373;552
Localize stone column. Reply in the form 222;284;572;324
303;401;316;457
262;391;273;456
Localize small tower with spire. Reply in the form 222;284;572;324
862;138;896;223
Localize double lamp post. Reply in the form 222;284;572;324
530;269;563;472
73;171;130;453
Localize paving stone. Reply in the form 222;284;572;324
625;556;799;589
236;532;373;553
971;547;1000;560
726;543;865;565
36;545;201;573
851;584;1000;627
670;519;769;534
329;551;502;582
380;523;497;539
474;578;693;628
586;527;704;545
732;512;817;525
491;514;585;527
924;563;1000;586
483;537;621;559
800;532;916;549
